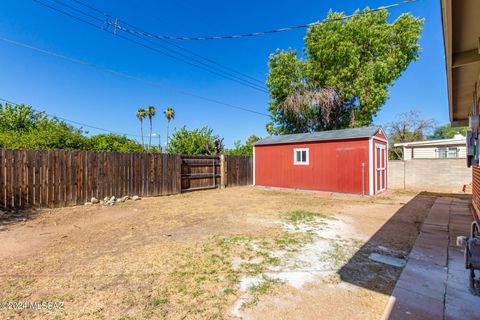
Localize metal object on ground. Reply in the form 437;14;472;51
458;220;480;295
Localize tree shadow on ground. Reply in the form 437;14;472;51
0;209;40;232
337;191;471;295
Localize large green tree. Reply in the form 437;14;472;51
166;126;224;155
0;103;89;150
267;8;423;134
0;103;145;152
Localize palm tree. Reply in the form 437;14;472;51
146;106;156;148
164;107;175;146
136;108;147;148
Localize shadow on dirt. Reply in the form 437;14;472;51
0;209;40;232
337;191;471;295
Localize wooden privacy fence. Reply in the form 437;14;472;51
0;149;181;210
226;155;253;187
0;149;253;210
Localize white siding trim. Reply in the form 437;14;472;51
378;127;387;139
369;138;374;195
374;143;387;193
372;135;388;143
253;146;256;186
386;139;389;190
293;148;310;165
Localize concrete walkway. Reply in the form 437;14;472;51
388;197;480;319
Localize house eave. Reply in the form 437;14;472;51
441;0;480;126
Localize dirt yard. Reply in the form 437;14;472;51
0;187;443;319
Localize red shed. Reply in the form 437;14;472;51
253;126;388;195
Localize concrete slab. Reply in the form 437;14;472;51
445;289;480;320
407;255;446;270
388;197;480;320
395;263;446;301
409;243;447;266
395;277;445;302
422;223;450;232
446;279;479;303
389;287;444;320
415;233;449;246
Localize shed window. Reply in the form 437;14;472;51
294;148;309;165
436;147;458;158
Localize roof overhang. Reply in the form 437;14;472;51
441;0;480;127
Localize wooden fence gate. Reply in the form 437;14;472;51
180;155;220;192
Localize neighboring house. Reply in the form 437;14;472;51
394;134;466;160
253;126;388;195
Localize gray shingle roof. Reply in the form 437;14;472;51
254;126;382;146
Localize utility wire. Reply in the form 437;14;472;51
76;0;415;41
117;19;265;86
54;0;265;88
50;0;267;92
0;36;270;117
0;98;143;138
72;0;265;85
35;0;268;93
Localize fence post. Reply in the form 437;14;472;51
220;154;225;188
176;155;182;194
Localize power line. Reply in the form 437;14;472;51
72;0;265;85
118;20;266;86
76;0;416;41
48;0;267;92
0;98;143;138
0;36;270;117
55;0;265;88
35;0;268;93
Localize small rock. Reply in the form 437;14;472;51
132;195;141;201
104;196;110;202
91;197;99;204
84;202;93;206
109;196;116;202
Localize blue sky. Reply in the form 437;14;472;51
0;0;447;148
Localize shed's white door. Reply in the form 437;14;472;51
375;144;387;193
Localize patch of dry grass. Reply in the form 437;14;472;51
0;187;422;319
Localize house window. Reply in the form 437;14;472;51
294;148;309;165
436;147;459;158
